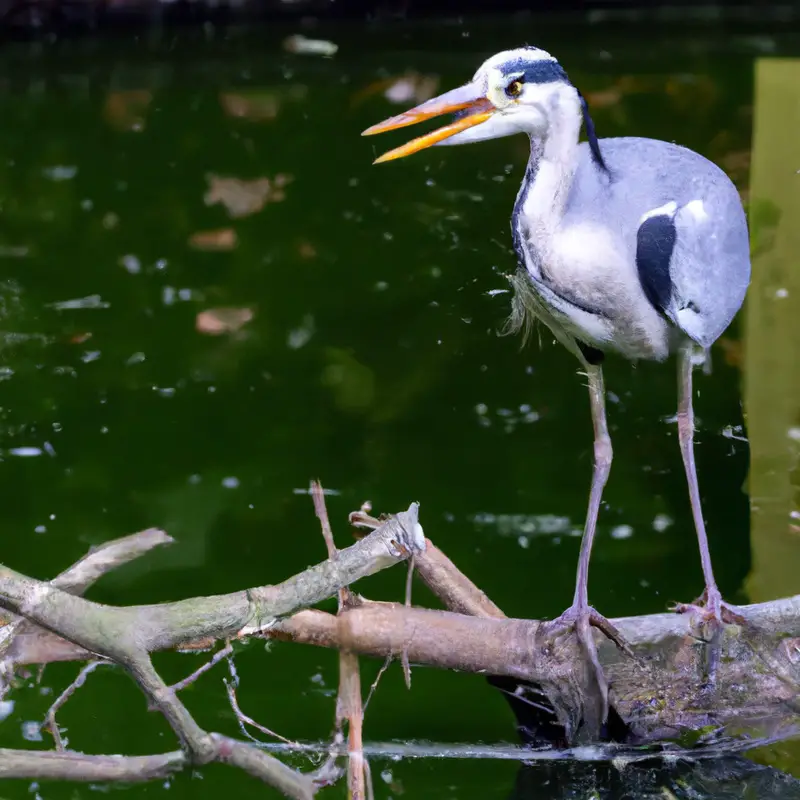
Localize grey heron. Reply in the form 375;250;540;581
362;46;751;721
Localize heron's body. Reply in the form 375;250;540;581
364;45;753;737
511;135;750;363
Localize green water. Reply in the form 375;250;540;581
1;16;799;799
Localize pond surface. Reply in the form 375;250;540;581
1;14;799;800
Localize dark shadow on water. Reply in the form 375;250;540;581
509;755;800;800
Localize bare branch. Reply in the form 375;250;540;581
267;598;800;742
48;528;174;596
0;747;185;782
211;734;314;800
414;538;506;619
0;503;425;658
0;528;173;653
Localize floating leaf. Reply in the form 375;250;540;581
196;307;254;336
103;90;153;132
204;175;293;219
188;228;238;251
298;241;317;259
352;72;439;108
219;92;280;122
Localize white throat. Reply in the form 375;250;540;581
519;90;583;244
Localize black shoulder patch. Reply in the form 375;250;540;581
636;214;676;313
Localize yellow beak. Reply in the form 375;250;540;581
361;83;495;164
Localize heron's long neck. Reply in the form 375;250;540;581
518;102;582;239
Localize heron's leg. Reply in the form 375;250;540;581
541;363;632;724
671;342;745;631
573;363;612;610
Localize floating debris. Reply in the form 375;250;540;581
352;72;440;108
471;512;578;538
196;307;254;335
385;74;439;105
188;228;238;251
120;254;141;274
219;92;279;122
0;246;29;258
584;86;624;109
103;90;153;132
42;165;77;181
283;34;338;57
8;447;42;457
297;240;317;259
48;295;109;310
219;86;309;122
204;174;292;219
610;524;634;540
292;486;340;496
287;314;315;349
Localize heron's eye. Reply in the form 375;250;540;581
505;80;524;98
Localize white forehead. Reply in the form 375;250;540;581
473;47;556;80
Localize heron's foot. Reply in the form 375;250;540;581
670;585;747;636
670;586;748;686
540;604;634;722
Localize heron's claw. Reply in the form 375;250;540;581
540;604;633;723
670;586;748;685
669;586;747;635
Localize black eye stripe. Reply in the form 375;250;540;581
502;59;569;85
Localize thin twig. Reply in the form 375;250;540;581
224;678;297;746
312;479;353;609
402;554;415;689
364;757;375;800
43;660;108;750
171;641;233;694
362;654;393;716
312;482;367;800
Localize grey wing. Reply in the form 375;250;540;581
636;185;751;349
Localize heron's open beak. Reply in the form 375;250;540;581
361;82;495;164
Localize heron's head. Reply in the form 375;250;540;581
363;47;589;164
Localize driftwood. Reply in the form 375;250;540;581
1;492;799;797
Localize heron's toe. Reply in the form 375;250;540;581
539;604;634;726
670;586;748;637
